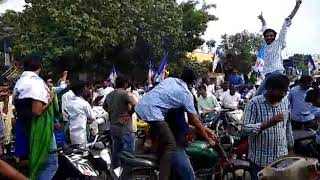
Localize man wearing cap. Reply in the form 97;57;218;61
255;0;302;96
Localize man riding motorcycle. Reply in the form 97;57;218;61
135;68;217;180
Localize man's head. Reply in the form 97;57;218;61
44;74;54;89
222;82;230;91
180;68;197;85
299;75;313;90
0;78;9;101
103;79;112;88
306;89;320;107
198;84;207;97
229;85;236;96
115;76;129;89
265;74;290;103
71;81;90;98
23;54;43;74
263;29;277;45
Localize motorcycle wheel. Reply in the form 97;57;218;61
221;164;253;180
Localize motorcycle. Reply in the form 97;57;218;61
202;109;248;159
116;116;252;180
293;129;320;160
53;131;113;180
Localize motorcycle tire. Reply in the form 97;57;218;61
221;163;253;180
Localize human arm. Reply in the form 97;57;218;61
183;93;217;145
197;98;204;115
187;112;216;146
31;93;54;116
60;71;68;83
278;1;302;48
85;102;96;123
286;112;294;154
288;0;302;20
242;101;284;136
258;12;267;33
0;160;28;180
127;92;137;115
211;95;221;111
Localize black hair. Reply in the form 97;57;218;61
0;77;8;86
299;75;313;84
180;68;197;85
23;54;43;71
263;29;277;36
198;84;206;91
115;76;128;89
43;74;53;82
305;89;320;103
265;74;290;90
71;81;87;96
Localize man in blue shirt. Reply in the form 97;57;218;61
228;70;243;87
289;75;316;129
135;68;216;180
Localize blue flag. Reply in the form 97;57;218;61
252;46;265;73
212;49;223;72
154;53;168;83
108;66;117;84
307;55;317;73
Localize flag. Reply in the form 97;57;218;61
252;46;265;73
212;49;223;72
307;55;317;73
3;38;10;67
108;66;117;84
154;53;168;83
147;60;154;82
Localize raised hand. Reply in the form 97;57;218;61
296;0;302;6
258;12;264;21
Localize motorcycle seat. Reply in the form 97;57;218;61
293;130;316;141
134;153;158;162
120;152;158;168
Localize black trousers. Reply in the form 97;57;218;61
149;121;177;180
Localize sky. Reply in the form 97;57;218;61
1;0;320;56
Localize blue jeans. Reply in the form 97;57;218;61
172;148;195;180
37;134;59;180
111;133;135;168
255;70;285;96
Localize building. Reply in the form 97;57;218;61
186;51;213;62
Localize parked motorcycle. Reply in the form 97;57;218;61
53;131;113;180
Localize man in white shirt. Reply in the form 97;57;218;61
215;82;230;101
97;79;114;105
61;89;75;122
221;85;242;109
197;85;221;116
245;80;261;100
255;0;302;96
65;81;96;145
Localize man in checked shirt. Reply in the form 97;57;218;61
255;0;302;96
242;74;294;180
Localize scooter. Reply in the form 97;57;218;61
53;131;113;180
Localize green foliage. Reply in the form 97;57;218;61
219;30;263;73
288;54;308;69
0;0;217;79
168;57;211;78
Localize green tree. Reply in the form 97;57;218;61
219;30;263;73
0;0;217;80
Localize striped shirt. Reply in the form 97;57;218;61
242;95;293;167
262;18;292;75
